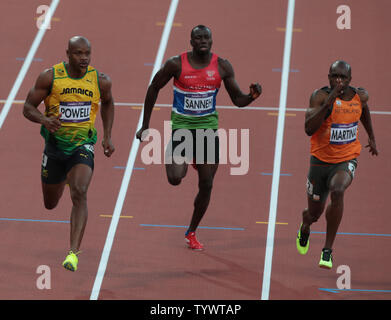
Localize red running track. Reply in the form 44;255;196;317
0;0;390;300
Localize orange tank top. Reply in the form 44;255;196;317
310;88;362;163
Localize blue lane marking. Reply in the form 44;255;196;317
261;172;292;176
311;231;391;237
0;218;69;223
114;166;145;170
319;288;391;294
140;224;245;231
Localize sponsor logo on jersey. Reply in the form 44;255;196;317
206;70;215;80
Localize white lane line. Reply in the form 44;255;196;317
2;100;390;114
0;0;60;129
261;0;296;300
89;0;180;300
114;103;391;114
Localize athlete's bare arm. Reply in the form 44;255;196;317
357;87;378;156
23;68;61;133
304;82;345;136
99;72;115;157
218;58;261;108
136;56;181;141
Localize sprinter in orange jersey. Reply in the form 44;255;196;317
296;60;378;269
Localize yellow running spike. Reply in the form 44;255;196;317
62;251;80;272
296;223;310;255
319;249;333;269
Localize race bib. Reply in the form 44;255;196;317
60;101;91;123
306;178;313;195
348;161;356;178
330;122;358;145
173;86;217;116
184;94;214;112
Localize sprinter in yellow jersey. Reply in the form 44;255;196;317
23;36;115;272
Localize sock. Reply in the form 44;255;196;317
185;229;195;236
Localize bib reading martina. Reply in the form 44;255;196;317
41;62;101;155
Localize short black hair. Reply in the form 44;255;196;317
190;25;211;38
329;60;351;76
68;36;91;51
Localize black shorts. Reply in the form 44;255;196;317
306;155;357;202
167;128;219;164
41;142;95;184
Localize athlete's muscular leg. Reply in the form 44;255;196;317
67;164;93;252
324;170;352;249
41;153;67;209
42;182;67;210
165;129;192;185
301;198;326;235
187;163;218;233
165;160;188;186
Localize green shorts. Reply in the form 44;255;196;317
306;156;357;202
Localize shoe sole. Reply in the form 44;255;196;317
187;245;204;251
185;239;204;251
319;262;332;269
319;257;332;269
63;262;76;272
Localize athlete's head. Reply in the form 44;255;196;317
190;25;212;55
66;36;91;72
328;60;351;90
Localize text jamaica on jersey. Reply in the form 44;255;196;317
60;87;93;97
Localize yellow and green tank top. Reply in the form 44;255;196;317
41;62;101;155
